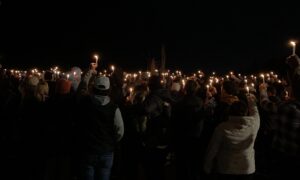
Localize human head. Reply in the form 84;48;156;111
229;101;248;116
148;75;162;92
222;80;239;96
35;80;49;102
185;80;199;95
93;76;110;96
267;85;277;97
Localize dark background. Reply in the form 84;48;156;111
0;1;299;73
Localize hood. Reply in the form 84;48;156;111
91;95;110;106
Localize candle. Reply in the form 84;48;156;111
215;78;219;84
246;86;250;95
111;65;115;72
260;74;265;84
129;87;133;94
67;74;70;80
290;41;296;55
94;54;99;63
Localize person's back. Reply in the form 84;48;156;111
265;55;300;179
173;80;206;180
204;97;260;179
76;68;124;180
79;98;119;154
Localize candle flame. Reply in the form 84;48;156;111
290;41;296;46
129;87;133;93
94;54;99;62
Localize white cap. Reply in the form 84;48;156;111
94;76;110;90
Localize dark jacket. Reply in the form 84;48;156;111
77;96;120;154
174;95;205;141
142;89;173;148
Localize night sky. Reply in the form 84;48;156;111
1;1;300;73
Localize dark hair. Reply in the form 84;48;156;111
222;80;238;95
148;75;162;91
44;71;53;81
229;101;248;116
185;80;198;95
267;85;277;96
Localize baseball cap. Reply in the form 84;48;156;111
94;76;110;91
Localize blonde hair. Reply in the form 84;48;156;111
35;81;49;102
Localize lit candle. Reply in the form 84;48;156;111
246;86;250;95
182;79;186;87
94;54;99;63
111;65;115;72
129;87;133;93
73;71;76;77
290;41;296;55
260;74;265;84
129;87;134;98
215;78;219;84
67;74;70;80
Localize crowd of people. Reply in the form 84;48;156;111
0;55;300;180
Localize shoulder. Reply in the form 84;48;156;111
278;100;300;113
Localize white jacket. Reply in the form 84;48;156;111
204;105;260;175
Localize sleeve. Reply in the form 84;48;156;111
114;108;124;142
76;70;96;102
203;125;223;174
